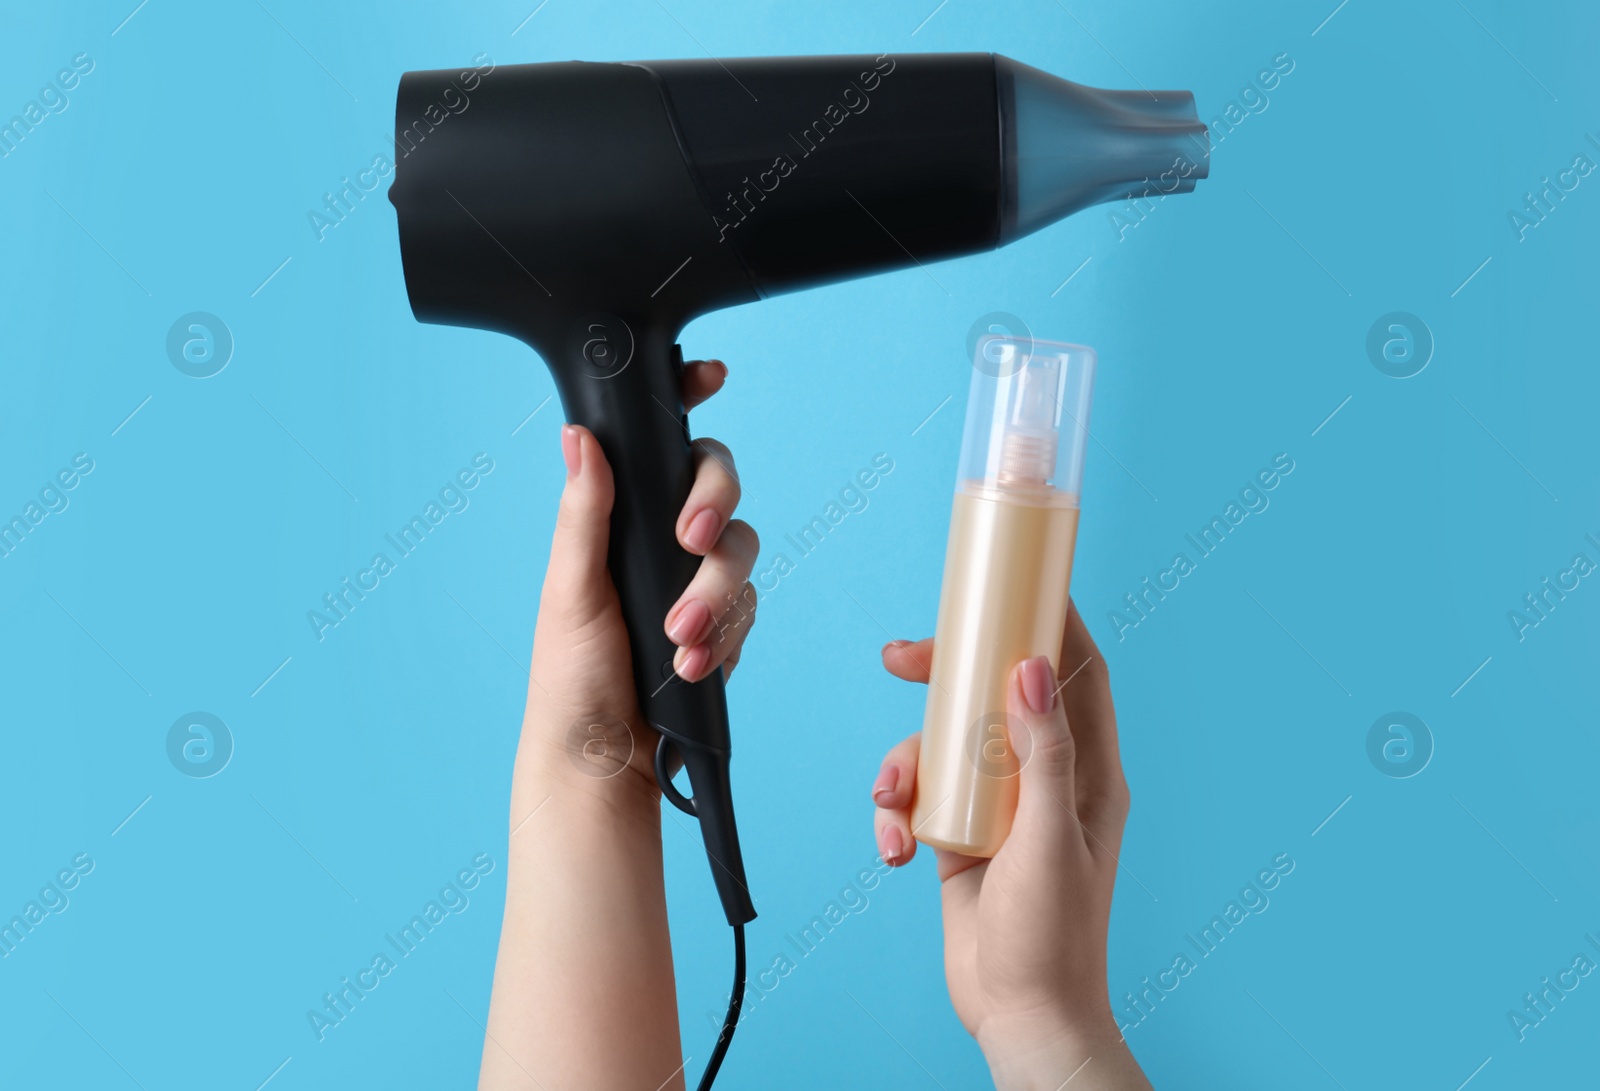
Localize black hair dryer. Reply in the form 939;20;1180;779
388;53;1208;928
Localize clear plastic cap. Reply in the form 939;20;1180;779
959;335;1095;497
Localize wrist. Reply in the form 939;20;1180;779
978;1010;1126;1091
514;720;664;827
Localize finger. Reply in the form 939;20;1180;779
881;638;935;684
874;806;917;868
667;519;760;682
676;437;741;556
681;358;728;413
1009;656;1083;851
871;732;922;867
934;847;987;885
705;580;759;681
1056;599;1129;837
870;732;922;811
680;578;756;683
719;581;759;682
539;425;616;624
869;733;986;879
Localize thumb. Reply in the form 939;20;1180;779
1009;656;1079;837
541;425;616;622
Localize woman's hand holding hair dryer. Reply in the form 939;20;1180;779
481;358;758;1091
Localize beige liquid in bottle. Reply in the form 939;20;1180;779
913;486;1078;855
912;336;1093;857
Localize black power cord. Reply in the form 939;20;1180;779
656;736;748;1090
695;923;746;1091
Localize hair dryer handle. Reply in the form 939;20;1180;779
550;321;756;927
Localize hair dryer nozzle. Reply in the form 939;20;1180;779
998;56;1210;243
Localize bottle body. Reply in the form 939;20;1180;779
912;333;1094;857
913;483;1079;855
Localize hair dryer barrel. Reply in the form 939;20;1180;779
387;52;1210;333
641;53;1210;296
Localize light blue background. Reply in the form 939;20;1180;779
3;1;1597;1088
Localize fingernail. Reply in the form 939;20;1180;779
710;359;728;380
882;639;908;653
882;825;904;865
668;599;711;646
871;764;899;804
674;643;710;683
1020;656;1054;716
684;508;721;554
560;425;581;478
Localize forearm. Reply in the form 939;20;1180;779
979;1015;1153;1091
480;744;684;1091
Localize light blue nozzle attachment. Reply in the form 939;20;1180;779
997;56;1211;243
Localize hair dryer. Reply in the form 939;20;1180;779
388;46;1204;940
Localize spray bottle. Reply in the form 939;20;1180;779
914;335;1094;856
